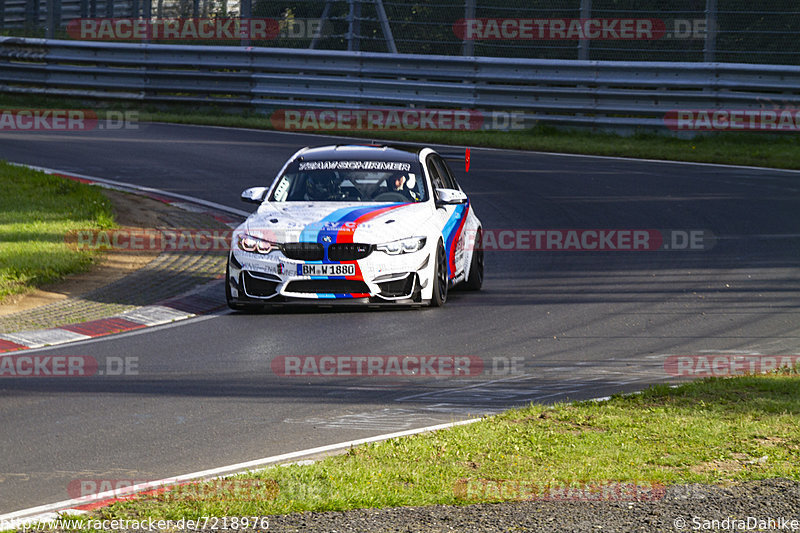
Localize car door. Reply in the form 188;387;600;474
427;154;468;281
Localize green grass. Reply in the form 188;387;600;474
0;162;115;301
2;93;800;170
86;370;800;521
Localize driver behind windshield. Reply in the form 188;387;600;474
387;174;421;202
304;171;342;201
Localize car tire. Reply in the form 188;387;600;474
430;240;448;307
464;230;483;291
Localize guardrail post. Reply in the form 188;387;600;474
578;0;591;60
461;0;475;56
704;0;717;62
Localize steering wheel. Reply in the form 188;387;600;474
372;191;409;202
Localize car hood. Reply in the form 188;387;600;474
241;201;432;244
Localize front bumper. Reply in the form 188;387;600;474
227;246;431;304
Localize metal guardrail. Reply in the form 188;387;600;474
2;36;800;131
4;0;800;64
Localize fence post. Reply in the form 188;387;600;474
45;0;56;38
141;0;150;43
374;0;397;53
26;0;40;29
347;0;361;51
578;0;591;60
0;0;5;30
461;0;475;56
105;0;114;18
704;0;717;62
310;0;332;49
240;0;251;46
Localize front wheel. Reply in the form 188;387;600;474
430;241;448;307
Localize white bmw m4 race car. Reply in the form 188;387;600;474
226;144;483;309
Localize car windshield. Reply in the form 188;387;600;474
269;159;427;203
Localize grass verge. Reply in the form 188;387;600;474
2;93;800;170
0;162;115;301
86;369;800;520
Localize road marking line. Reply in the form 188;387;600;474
0;417;482;524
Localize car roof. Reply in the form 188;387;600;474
298;144;422;163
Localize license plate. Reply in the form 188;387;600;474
298;263;356;276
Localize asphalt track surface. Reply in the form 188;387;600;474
1;124;799;513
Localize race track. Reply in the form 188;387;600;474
1;124;799;513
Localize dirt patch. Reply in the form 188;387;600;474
754;436;788;447
689;453;752;476
0;188;176;316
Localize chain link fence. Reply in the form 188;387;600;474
1;0;799;64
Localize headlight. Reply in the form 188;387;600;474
376;237;426;255
238;233;280;255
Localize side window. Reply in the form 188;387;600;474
433;156;457;190
438;157;461;190
426;156;446;196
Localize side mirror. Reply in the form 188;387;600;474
435;188;467;207
241;187;268;204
